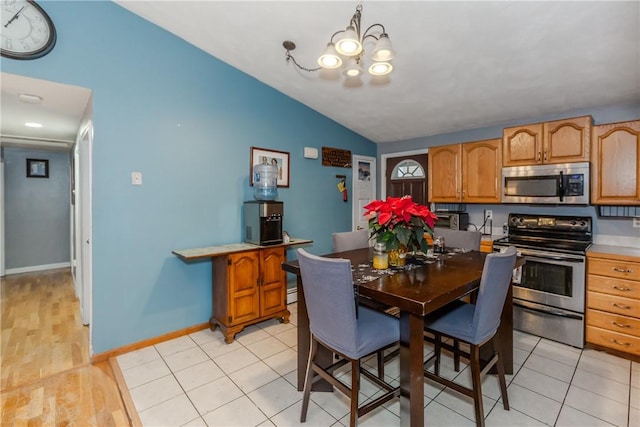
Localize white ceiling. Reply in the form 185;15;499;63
0;73;91;150
1;1;638;147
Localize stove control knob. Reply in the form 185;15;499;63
579;221;587;227
570;220;577;226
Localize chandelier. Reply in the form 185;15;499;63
283;4;395;79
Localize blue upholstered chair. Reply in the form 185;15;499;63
297;249;399;427
423;246;517;427
332;229;370;253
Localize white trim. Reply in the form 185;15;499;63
6;262;71;275
287;287;297;304
0;152;4;277
380;148;428;198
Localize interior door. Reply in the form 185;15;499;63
79;122;93;326
385;154;428;205
352;155;376;231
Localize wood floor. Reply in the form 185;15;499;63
1;268;131;426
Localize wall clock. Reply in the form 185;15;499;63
1;0;56;60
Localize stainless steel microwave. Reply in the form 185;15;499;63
502;162;590;205
434;212;469;230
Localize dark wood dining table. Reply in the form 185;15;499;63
282;247;519;427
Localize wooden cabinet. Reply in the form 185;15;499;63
212;247;289;343
591;120;640;205
429;138;501;203
502;116;592;166
586;251;640;358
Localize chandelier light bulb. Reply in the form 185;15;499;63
368;61;393;76
371;34;395;62
343;57;363;77
317;42;343;69
335;26;362;56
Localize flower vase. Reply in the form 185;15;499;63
388;244;407;267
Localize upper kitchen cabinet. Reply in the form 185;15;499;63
503;116;592;166
429;138;502;203
591;120;640;205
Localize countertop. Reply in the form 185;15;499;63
588;244;640;260
173;238;313;261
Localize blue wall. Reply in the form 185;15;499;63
1;1;375;353
4;148;71;269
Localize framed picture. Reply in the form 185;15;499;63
26;158;49;178
250;147;290;187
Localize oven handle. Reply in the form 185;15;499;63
513;300;583;320
516;249;584;263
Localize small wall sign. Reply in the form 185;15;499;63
322;147;352;168
27;158;49;178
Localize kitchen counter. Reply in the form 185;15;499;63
172;238;313;261
588;244;640;261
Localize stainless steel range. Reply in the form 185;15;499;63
493;213;592;348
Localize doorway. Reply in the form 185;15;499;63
0;73;93;329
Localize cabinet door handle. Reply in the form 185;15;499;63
537;152;541;162
612;303;632;310
612;285;632;291
611;321;631;328
543;150;548;161
613;267;633;273
610;338;631;347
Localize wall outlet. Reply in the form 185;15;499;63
484;210;493;221
633;218;640;228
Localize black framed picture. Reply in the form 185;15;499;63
27;158;49;178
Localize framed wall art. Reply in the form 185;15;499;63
250;147;290;187
26;158;49;178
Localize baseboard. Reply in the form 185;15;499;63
92;322;210;363
5;262;71;275
287;287;297;304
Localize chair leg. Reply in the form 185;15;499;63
300;338;317;422
377;350;384;380
453;339;461;372
350;360;360;427
493;336;510;410
434;333;442;376
469;344;485;427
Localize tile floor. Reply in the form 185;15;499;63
117;303;639;426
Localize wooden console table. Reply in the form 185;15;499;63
173;239;311;343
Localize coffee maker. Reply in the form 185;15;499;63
243;201;283;245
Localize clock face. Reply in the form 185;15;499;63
1;0;56;60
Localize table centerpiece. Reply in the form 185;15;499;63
364;196;438;267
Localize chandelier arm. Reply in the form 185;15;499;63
362;33;380;44
351;8;362;39
329;29;345;44
285;50;321;72
362;23;386;41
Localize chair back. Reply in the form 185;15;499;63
332;229;370;252
471;246;517;343
297;249;359;355
433;227;482;251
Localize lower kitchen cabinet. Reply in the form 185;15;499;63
211;247;290;343
586;249;640;358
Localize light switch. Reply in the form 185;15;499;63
131;171;142;185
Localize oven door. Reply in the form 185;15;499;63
512;247;585;313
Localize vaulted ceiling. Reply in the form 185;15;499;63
2;1;638;147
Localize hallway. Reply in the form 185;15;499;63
0;268;129;425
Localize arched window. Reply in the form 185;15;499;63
390;159;425;180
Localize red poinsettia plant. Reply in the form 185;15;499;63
364;196;438;252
